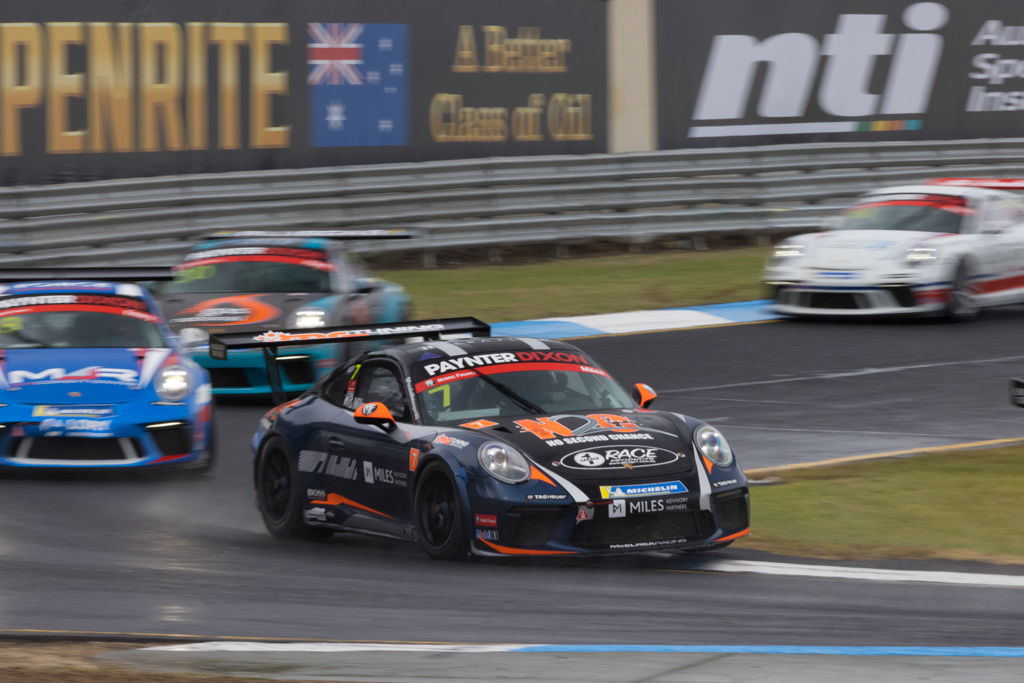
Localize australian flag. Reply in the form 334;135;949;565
308;23;408;147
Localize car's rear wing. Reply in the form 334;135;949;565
929;178;1024;191
0;267;174;283
209;317;490;402
199;229;413;241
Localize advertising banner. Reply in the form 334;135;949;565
657;0;1024;148
0;0;606;183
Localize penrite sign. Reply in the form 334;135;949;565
0;0;605;184
657;0;1024;147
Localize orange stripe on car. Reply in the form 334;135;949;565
478;538;577;555
311;493;394;519
529;466;556;486
716;528;750;543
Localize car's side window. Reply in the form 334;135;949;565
352;363;410;422
321;364;357;408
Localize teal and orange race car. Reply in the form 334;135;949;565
158;230;411;396
211;319;750;559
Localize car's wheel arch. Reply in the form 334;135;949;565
412;450;475;538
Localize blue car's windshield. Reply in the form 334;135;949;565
0;310;166;349
166;246;334;293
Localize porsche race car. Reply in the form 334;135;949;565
764;178;1024;319
211;319;750;559
159;229;411;395
0;268;214;471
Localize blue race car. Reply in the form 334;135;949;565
158;229;412;396
210;319;750;559
0;268;214;471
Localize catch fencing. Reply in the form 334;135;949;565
3;138;1024;268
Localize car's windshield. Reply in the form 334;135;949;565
835;195;969;233
413;351;634;422
166;246;334;294
0;310;166;349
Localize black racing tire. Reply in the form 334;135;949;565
413;461;469;560
944;262;979;322
255;436;333;540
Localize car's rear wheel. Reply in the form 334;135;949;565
413;461;468;560
256;436;333;540
945;263;979;321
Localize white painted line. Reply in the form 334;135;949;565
661;354;1024;394
143;642;524;653
547;309;729;334
691;560;1024;588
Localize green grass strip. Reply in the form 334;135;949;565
738;446;1024;564
378;247;771;321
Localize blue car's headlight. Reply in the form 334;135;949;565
693;424;734;467
156;365;192;402
478;441;531;483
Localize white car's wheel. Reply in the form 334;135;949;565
945;263;979;321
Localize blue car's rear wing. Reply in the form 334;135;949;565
0;267;174;283
209;317;490;401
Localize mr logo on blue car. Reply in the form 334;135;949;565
0;268;214;471
158;229;411;395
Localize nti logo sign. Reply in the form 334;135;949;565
690;2;948;138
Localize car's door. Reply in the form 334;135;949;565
974;196;1024;304
319;359;415;521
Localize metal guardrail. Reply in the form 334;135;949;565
4;138;1024;267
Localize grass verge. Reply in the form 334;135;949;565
737;446;1024;564
377;246;771;321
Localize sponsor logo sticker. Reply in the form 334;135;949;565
608;499;626;518
362;461;374;484
32;405;114;418
599;481;688;499
474;513;498;528
559;446;679;470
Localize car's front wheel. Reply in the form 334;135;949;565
945;263;979;321
413;461;469;560
255;436;333;540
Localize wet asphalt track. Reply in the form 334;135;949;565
2;312;1024;649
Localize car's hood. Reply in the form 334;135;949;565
1;347;171;403
158;292;335;331
804;230;945;269
469;410;696;483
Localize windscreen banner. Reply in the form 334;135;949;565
0;0;606;184
657;0;1024;147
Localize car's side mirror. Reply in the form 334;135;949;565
351;278;378;297
354;401;397;432
632;383;657;409
1009;379;1024;408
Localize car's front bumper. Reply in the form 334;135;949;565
468;487;750;557
768;281;951;317
0;403;212;469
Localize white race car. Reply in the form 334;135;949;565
764;178;1024;319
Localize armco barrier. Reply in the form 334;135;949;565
3;138;1024;267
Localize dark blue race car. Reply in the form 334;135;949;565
0;268;214;471
211;319;750;559
158;229;411;396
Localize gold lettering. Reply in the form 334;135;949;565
87;23;134;152
547;93;593;141
452;25;478;72
1;23;43;156
209;23;245;150
430;93;506;142
250;23;289;149
185;22;207;150
139;22;184;151
46;22;86;153
482;26;507;73
512;93;545;141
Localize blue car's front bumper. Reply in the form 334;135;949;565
0;402;213;469
187;345;337;395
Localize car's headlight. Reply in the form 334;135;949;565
293;308;327;328
478;441;531;484
693;424;733;467
904;246;938;265
770;243;806;263
178;327;209;348
156;365;192;402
